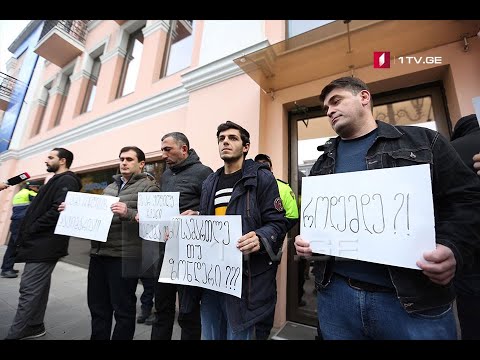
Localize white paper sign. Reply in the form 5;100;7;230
54;192;119;242
158;215;243;298
137;192;180;242
300;164;436;269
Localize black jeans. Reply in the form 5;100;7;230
139;277;155;312
87;256;138;340
1;219;21;271
151;257;201;340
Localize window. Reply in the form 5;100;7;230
81;55;102;113
78;167;118;195
287;20;335;38
144;160;166;184
117;27;145;98
32;82;51;136
53;75;71;127
161;20;194;78
372;82;450;136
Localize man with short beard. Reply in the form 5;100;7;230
5;148;82;340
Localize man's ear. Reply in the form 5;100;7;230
360;89;371;107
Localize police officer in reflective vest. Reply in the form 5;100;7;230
1;181;42;278
254;153;299;339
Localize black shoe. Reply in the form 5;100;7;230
144;313;155;326
20;323;46;340
13;269;19;273
137;310;152;324
1;270;18;278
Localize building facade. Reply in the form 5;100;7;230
0;19;479;330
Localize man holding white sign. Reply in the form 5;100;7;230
151;132;212;341
185;121;288;340
84;146;159;340
294;77;480;340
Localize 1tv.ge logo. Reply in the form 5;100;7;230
373;51;390;68
374;51;443;68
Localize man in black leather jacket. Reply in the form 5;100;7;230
294;77;480;340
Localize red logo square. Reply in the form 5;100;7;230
373;52;390;68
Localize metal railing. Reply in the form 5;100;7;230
39;20;90;44
0;72;19;99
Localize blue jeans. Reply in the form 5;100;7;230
201;289;254;340
317;274;457;340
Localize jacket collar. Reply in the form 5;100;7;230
169;149;201;174
322;120;402;153
213;159;268;188
112;172;148;186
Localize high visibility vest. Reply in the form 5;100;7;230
276;179;299;220
12;188;37;206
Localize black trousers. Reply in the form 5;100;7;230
1;219;21;271
87;256;138;340
139;277;155;312
456;292;480;340
151;255;201;340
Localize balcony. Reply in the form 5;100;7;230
34;20;89;68
174;20;193;41
0;72;21;111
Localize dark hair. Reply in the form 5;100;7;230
119;146;146;162
319;76;372;110
216;121;251;157
161;132;190;150
254;153;272;169
216;121;250;146
52;147;74;168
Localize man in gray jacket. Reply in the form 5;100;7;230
151;132;213;340
87;146;159;340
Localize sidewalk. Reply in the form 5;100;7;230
0;245;180;340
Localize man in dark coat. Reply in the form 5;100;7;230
5;148;82;340
151;132;213;340
294;77;480;340
450;114;480;340
86;146;159;340
185;121;288;340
